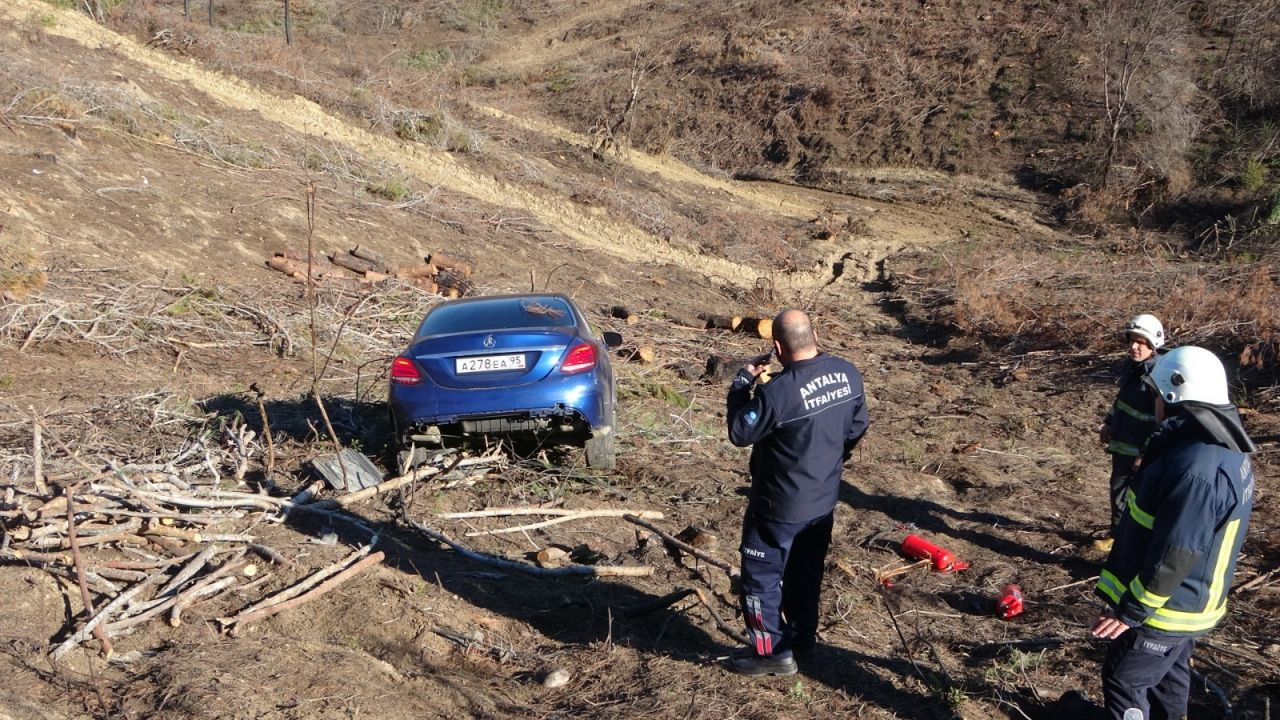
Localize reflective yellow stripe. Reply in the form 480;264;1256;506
1098;570;1125;603
1204;519;1241;611
1115;399;1155;423
1126;489;1154;529
1129;577;1169;609
1107;440;1141;457
1146;603;1227;633
1142;519;1241;633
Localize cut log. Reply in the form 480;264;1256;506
699;313;742;331
329;252;376;275
743;317;773;340
674;362;703;381
703;355;750;384
427;252;472;278
280;249;330;266
394;263;437;279
435;268;473;297
410;277;438;294
362;270;389;283
663;312;701;329
350;245;389;271
267;255;307;279
609;306;639;325
632;345;656;364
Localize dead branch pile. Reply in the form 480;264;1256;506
0;409;496;660
266;248;475;298
0;270;442;377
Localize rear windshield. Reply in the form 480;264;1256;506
417;297;575;336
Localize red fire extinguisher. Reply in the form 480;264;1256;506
901;534;969;572
996;584;1024;619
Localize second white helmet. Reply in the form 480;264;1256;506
1123;313;1166;349
1148;346;1229;406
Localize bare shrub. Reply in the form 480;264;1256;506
894;246;1280;378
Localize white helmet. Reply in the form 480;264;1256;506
1149;346;1229;405
1123;314;1166;349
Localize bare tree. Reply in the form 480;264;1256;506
284;0;293;46
1084;0;1197;190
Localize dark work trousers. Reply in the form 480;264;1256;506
1102;627;1194;720
1109;454;1138;534
738;508;833;658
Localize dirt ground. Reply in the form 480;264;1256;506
1;2;1277;719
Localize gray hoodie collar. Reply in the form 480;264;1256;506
1182;402;1258;454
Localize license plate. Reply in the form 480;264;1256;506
455;353;526;374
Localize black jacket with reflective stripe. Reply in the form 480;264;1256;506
1096;415;1255;636
1105;356;1159;458
726;353;869;523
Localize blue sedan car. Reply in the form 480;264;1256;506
389;293;618;469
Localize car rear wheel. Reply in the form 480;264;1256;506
584;430;616;470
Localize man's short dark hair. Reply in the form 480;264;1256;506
774;309;816;354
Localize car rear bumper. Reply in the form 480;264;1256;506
389;374;612;443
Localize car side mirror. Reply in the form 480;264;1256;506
601;331;624;348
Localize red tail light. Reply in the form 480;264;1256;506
559;342;596;374
390;356;423;385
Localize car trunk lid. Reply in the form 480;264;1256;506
408;328;580;389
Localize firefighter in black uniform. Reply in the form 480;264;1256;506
725;308;869;676
1096;314;1166;552
1091;346;1256;719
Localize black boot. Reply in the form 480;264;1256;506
729;651;798;676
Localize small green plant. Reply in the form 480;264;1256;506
940;685;967;708
0;373;15;389
787;680;812;704
365;176;411;201
1240;158;1269;192
40;13;57;26
403;48;450;72
41;0;74;8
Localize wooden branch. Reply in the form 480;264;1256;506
50;576;159;661
462;509;664;537
409;519;653;578
694;588;749;646
622;514;734;575
439;507;660;520
224;551;385;635
170;570;242;627
156;543;220;597
31;410;48;496
225;545;374;622
619;587;695;618
66;486;112;658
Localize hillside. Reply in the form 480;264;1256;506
1;2;1278;719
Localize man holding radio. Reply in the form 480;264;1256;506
725;308;869;676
